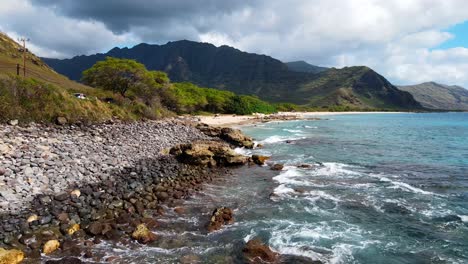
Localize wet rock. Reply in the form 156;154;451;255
0;248;24;264
174;207;185;215
45;257;83;264
298;164;312;168
43;239;60;255
0;168;5;176
207;207;234;232
87;222;112;236
251;155;270;166
382;203;411;215
280;254;323;264
180;254;201;264
271;164;284;171
243;239;280;263
131;224;157;244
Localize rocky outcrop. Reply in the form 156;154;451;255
270;164;284;171
170;141;248;167
0;248;24;264
251;155;270;166
196;124;255;149
243;239;280;263
207;207;234;232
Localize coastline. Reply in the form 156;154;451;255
0;119;258;263
197;111;406;127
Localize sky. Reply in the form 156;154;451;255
1;0;467;87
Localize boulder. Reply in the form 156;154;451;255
43;239;60;255
0;248;24;264
196;124;255;148
220;127;255;149
131;224;157;244
86;222;113;236
170;141;248;167
8;119;18;126
251;155;270;166
55;116;67;126
271;164;284;171
243;239;280;263
207;207;234;232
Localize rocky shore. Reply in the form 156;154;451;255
0;119;256;263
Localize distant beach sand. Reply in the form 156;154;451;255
196;111;404;127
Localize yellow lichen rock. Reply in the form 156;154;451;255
67;224;80;235
131;224;157;244
27;214;38;223
43;240;60;255
0;248;24;264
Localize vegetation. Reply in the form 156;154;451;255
168;82;277;115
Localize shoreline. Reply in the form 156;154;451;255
0;120;257;263
196;111;407;127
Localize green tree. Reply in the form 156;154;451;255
82;57;157;97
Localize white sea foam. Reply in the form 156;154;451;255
273;184;296;195
261;135;305;144
311;162;361;177
459;215;468;222
380;176;439;196
283;129;304;133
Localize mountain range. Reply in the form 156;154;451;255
43;40;422;110
398;82;468;110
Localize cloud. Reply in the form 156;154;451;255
1;0;468;86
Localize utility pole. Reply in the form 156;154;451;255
18;38;29;77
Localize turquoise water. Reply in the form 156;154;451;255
239;113;468;263
93;113;468;263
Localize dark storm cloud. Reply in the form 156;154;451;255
32;0;258;34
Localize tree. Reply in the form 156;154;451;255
82;57;156;97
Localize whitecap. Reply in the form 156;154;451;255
261;135;305;144
283;129;304;133
311;162;361;177
459;215;468;222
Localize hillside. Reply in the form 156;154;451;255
285;61;328;74
0;33;171;123
398;82;468;110
43;40;422;110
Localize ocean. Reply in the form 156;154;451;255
94;113;468;263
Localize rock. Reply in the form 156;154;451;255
57;213;69;223
0;248;24;264
45;257;83;264
70;189;81;198
170;141;248;167
54;192;68;201
271;164;284;171
8;120;18;126
219;127;255;149
67;224;80;235
174;207;185;215
0;168;5;176
298;164;312;168
55;116;67;126
156;192;169;201
243;239;280;263
43;239;60;254
207;207;234;232
131;224;157;244
27;214;39;223
87;222;105;236
251;155;270;166
180;254;201;264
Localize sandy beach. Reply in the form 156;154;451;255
196;111;405;127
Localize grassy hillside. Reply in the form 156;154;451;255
398;82;468;110
0;33;171;123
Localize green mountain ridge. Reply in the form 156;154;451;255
398;82;468;110
43;40;422;110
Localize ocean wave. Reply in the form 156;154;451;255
459;215;468;222
379;176;441;196
283;128;304;133
310;162;362;177
261;135;305;144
